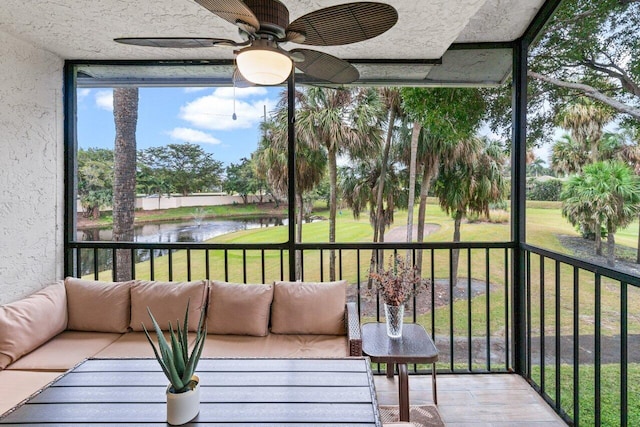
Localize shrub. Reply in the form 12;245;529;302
488;209;509;223
527;179;564;201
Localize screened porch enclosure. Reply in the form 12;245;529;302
0;0;636;425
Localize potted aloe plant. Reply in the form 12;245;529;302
143;301;207;426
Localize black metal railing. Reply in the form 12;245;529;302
67;240;514;374
67;239;640;425
68;237;640;424
523;243;640;427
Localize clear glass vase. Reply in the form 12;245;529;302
384;303;404;338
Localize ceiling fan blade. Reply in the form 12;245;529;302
290;49;359;84
286;2;397;46
194;0;260;33
114;37;237;48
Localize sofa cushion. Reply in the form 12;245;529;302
130;280;207;332
0;370;62;416
208;281;273;336
0;282;67;370
65;277;133;333
94;331;196;358
271;280;347;335
6;331;122;371
202;334;348;358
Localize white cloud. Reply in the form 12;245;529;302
178;88;276;131
168;127;221;145
95;90;113;111
77;89;90;101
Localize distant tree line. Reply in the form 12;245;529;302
77;142;224;218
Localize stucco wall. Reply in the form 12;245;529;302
77;194;274;213
0;30;64;304
137;194;273;210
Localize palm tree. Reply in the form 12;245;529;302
551;134;588;176
561;161;640;267
373;88;402;245
557;98;614;162
255;92;327;279
613;125;640;262
296;87;382;280
552;128;634;255
399;88;486;274
112;88;138;281
527;157;546;177
434;137;507;286
363;87;402;279
394;128;452;272
340;155;405;233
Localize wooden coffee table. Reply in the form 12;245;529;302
362;323;438;422
0;358;383;426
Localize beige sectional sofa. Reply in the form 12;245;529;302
0;277;362;416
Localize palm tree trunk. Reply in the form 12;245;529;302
328;148;337;281
591;139;599;162
595;221;602;256
416;162;436;275
373;108;396;243
415;169;430;275
295;191;304;280
452;210;463;288
113;88;138;282
369;108;396;279
607;228;615;267
406;122;421;260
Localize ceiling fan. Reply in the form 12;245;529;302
115;0;398;85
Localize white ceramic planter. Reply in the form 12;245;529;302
166;375;200;425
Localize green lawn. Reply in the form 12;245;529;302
531;363;640;427
86;201;640;425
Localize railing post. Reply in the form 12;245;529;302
511;38;528;376
287;69;296;281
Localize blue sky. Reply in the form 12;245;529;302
77;85;563;168
77;86;281;166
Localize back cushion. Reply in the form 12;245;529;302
207;281;273;336
65;277;133;333
0;282;67;369
271;280;347;335
130;280;207;332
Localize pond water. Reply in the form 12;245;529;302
78;216;286;243
77;216;286;275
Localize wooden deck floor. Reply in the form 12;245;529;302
374;373;568;426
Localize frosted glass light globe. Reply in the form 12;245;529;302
236;47;292;85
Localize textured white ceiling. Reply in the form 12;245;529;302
455;0;545;43
0;0;547;84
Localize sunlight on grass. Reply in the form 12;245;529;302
85;201;640;425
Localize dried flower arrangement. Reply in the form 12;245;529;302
368;255;428;306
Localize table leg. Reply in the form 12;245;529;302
432;362;438;405
398;363;409;421
386;362;395;378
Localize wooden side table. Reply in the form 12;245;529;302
362;323;438;422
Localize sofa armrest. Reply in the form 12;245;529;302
345;302;362;356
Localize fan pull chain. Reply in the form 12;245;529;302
232;79;237;121
232;60;238;121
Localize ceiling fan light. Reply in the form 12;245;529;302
236;46;292;85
